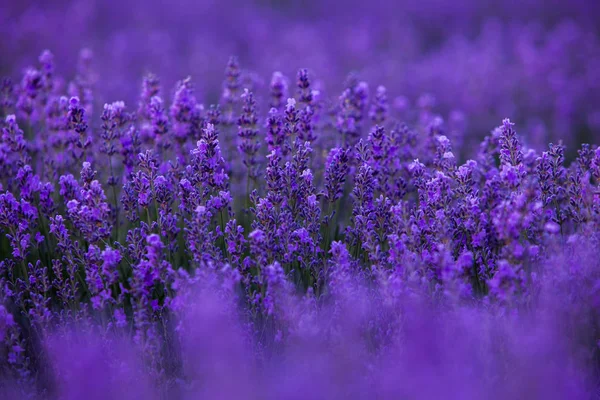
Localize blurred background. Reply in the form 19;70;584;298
1;0;599;151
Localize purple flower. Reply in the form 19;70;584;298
270;72;288;110
265;110;285;155
221;56;241;124
369;85;388;125
138;72;160;120
296;69;313;108
237;88;260;181
67;96;88;135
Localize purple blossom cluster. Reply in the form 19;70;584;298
0;2;600;398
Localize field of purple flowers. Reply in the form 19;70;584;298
1;0;600;398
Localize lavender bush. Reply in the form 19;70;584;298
1;1;600;399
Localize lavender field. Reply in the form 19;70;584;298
1;0;600;398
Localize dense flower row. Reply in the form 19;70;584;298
3;0;600;147
0;50;599;398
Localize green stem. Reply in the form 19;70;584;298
245;173;251;214
109;157;120;242
219;209;228;260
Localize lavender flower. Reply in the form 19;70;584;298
238;88;260;183
296;69;313;108
222;56;241;124
369;85;388;125
270;72;288;110
323;147;350;203
138;73;160;120
498;118;524;189
170;76;197;145
265;108;285;155
148;96;169;148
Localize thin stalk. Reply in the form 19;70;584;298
109;158;120;242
